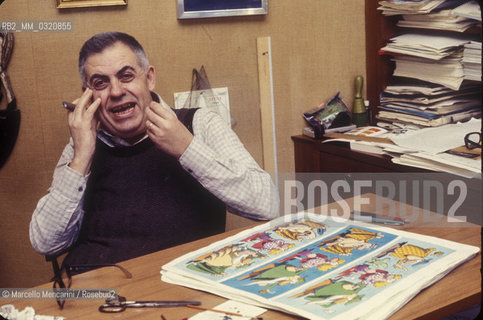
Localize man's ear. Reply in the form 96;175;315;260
146;66;156;91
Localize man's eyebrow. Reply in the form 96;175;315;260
116;66;137;77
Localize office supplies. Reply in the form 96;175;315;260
162;212;479;320
350;211;405;225
98;295;200;313
61;101;76;112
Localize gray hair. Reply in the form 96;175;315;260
78;31;149;85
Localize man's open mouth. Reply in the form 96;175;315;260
110;102;136;115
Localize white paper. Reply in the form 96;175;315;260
189;300;266;320
174;87;231;126
390;118;481;154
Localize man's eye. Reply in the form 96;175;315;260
120;73;134;82
92;79;108;90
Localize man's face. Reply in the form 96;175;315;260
83;41;155;139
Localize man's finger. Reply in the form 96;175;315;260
147;101;174;120
86;97;101;116
75;88;93;114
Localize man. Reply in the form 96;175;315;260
30;32;279;266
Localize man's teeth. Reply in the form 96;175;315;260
111;103;135;113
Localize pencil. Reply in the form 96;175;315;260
186;304;241;317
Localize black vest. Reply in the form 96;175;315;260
63;108;226;267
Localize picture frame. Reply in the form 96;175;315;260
177;0;268;19
56;0;127;9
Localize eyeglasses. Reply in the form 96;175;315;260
52;264;132;309
464;132;482;150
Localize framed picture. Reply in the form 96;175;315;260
56;0;127;9
177;0;268;19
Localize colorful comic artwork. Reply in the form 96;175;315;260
162;213;479;320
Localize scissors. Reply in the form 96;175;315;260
99;295;201;313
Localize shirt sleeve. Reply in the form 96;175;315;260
29;139;88;255
178;108;280;220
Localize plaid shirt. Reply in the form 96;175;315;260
30;100;279;255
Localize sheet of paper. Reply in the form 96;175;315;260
174;87;231;126
188;300;266;320
390;118;481;154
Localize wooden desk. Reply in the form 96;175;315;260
292;135;427;173
3;196;481;320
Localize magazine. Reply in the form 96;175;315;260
161;213;479;320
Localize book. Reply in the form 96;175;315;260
161;213;479;320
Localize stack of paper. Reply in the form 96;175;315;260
378;0;450;15
161;213;480;320
388;118;482;177
377;79;481;126
397;9;481;32
462;41;482;81
377;9;481;126
380;32;471;60
452;0;482;21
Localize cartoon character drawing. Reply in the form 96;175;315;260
239;263;305;294
389;244;443;271
337;264;401;287
317;228;383;256
241;232;295;255
238;250;344;294
273;218;326;241
279;250;345;272
293;279;366;307
187;244;264;276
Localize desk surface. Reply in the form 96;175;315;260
4;196;481;320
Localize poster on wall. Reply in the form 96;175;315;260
177;0;268;19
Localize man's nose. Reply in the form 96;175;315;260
109;78;126;97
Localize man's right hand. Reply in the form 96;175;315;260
67;88;101;176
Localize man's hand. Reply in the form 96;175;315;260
145;102;193;158
68;88;101;175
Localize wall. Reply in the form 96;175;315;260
0;0;365;287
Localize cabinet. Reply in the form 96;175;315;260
292;135;426;173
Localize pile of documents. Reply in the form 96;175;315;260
387;118;481;177
397;8;480;32
161;213;480;320
378;0;450;15
376;0;481;127
380;32;478;90
462;41;482;81
377;79;481;127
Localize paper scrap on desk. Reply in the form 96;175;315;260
189;300;266;320
0;304;65;320
390;118;481;154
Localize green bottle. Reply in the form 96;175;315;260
352;75;367;127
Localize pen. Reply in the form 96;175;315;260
350;211;405;225
62;101;76;112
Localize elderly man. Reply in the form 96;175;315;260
30;32;279;266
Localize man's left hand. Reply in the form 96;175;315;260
145;102;194;158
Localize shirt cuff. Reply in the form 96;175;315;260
52;165;88;202
178;135;214;179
